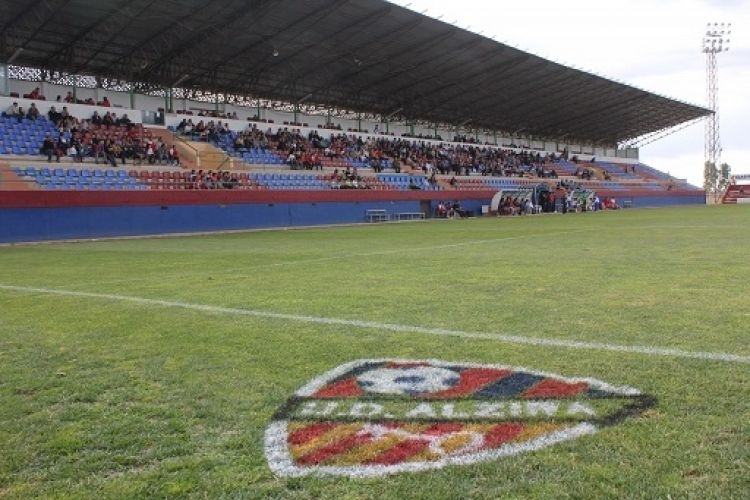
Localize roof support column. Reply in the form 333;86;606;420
0;64;8;96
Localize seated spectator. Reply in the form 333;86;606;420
68;139;84;163
604;197;620;210
101;96;111;107
131;142;144;165
118;113;132;127
103;140;118;168
167;145;179;166
286;152;297;168
56;135;69;160
110;141;123;164
524;198;534;214
158;142;168;164
26;102;40;120
194;120;206;137
48;105;61;123
3;102;20;118
311;152;321;170
593;195;602;211
145;140;156;164
25;87;42;99
77;136;91;159
91;110;102;125
64;91;74;103
92;138;106;164
175;118;187;134
202;170;215;189
436;201;447;218
40;133;60;162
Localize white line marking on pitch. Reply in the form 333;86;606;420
1;284;747;364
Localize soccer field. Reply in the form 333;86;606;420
1;205;748;499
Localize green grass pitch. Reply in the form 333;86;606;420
1;205;748;499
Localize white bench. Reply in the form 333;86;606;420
366;209;389;222
396;212;425;221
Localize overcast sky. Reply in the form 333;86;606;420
389;0;749;187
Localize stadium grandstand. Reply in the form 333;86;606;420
722;174;750;204
0;0;715;243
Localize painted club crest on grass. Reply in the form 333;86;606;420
265;359;655;477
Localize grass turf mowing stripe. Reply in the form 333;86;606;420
46;227;601;288
1;283;748;364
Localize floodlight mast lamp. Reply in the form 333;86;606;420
702;22;731;184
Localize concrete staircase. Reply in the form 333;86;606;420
147;128;237;171
0;162;36;190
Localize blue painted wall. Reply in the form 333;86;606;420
1;193;705;244
1;200;423;243
616;195;705;208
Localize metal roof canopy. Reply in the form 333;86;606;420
0;0;710;145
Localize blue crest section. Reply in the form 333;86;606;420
474;372;543;398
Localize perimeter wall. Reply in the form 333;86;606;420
0;189;703;244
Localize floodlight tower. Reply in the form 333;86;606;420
702;22;731;179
